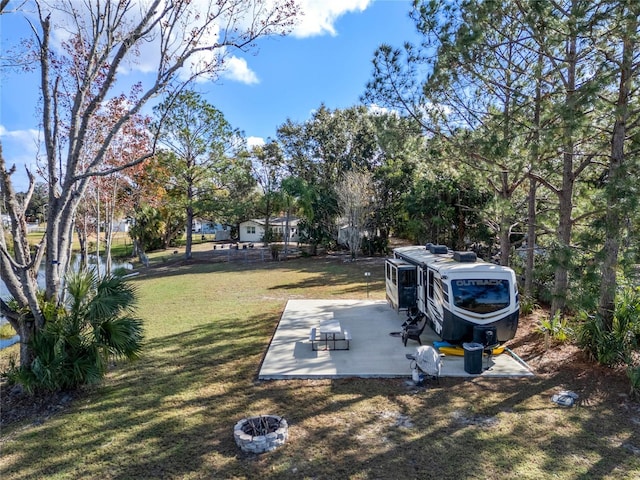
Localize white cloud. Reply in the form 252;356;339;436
0;126;44;192
292;0;373;38
222;56;259;85
0;126;42;151
20;0;374;87
29;0;248;85
366;103;393;116
246;136;265;149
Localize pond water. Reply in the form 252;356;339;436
0;255;133;299
0;335;20;349
0;255;133;349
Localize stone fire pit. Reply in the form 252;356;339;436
234;415;288;454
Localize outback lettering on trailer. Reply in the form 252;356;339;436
454;279;503;287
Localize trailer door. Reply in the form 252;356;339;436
398;266;417;309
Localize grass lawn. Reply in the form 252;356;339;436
1;252;639;479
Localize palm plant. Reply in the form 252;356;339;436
577;286;640;367
4;270;144;393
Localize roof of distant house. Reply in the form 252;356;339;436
242;217;300;227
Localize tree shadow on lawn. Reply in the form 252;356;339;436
2;310;639;480
268;274;384;295
1;311;277;478
289;374;640;479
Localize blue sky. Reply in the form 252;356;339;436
0;0;420;191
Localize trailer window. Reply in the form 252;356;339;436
451;279;510;313
399;269;416;287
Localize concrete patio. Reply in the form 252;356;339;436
259;299;534;380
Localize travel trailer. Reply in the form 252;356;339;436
385;244;519;344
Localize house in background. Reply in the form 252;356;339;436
239;217;300;243
192;220;232;240
113;219;131;234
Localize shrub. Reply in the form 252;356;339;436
536;311;573;347
3;270;144;394
577;313;628;366
577;286;640;367
628;365;640;400
519;296;538;317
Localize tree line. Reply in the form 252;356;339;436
363;0;640;380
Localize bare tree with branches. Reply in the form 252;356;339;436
0;0;299;368
335;169;373;260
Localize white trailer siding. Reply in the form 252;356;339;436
388;245;520;343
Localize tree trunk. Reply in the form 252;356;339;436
499;52;514;267
185;183;194;260
598;10;635;328
498;171;511;266
96;189;101;278
283;207;291;260
551;32;578;316
264;213;271;247
0;154;46;367
525;178;537;298
552;172;574;315
525;51;543;298
456;194;466;251
76;213;89;271
105;196;114;277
